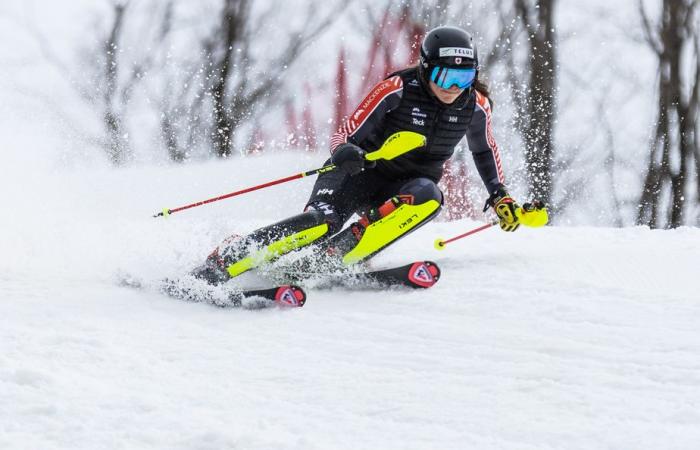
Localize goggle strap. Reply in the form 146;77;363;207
431;66;442;84
439;68;448;86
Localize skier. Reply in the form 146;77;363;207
193;25;540;286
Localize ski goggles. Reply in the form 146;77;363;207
430;66;476;90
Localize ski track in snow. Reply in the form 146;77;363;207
2;154;699;450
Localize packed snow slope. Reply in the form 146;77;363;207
1;150;699;450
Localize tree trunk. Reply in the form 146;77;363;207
637;86;669;227
637;0;698;228
211;0;249;158
103;3;130;165
515;0;558;206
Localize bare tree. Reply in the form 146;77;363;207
200;0;349;158
69;1;170;165
37;1;135;165
37;1;172;165
596;92;625;227
101;2;131;164
695;36;700;223
150;1;193;163
504;0;559;206
28;0;346;163
637;0;699;228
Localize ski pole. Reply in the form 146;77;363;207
434;220;498;250
153;131;426;218
433;203;549;250
153;165;333;218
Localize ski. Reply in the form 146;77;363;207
269;259;441;290
230;285;306;307
359;260;441;289
160;277;307;308
117;272;306;308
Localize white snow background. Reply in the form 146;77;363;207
2;130;700;450
2;1;700;449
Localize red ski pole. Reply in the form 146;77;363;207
153;165;333;218
434;220;499;250
433;203;549;249
153;131;426;218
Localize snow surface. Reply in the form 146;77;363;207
2;146;699;450
1;1;699;448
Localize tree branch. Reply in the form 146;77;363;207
638;0;663;55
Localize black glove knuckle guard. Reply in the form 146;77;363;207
483;184;521;232
332;143;367;176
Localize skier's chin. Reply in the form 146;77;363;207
437;92;462;104
429;82;463;104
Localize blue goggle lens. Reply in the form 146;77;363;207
430;66;476;89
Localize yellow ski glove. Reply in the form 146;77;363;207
516;201;549;227
484;187;520;232
484;187;549;232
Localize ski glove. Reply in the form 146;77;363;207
484;185;520;232
519;200;549;227
331;143;376;176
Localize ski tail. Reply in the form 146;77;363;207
160;276;307;308
365;260;440;289
248;285;306;307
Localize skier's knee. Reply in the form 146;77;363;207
398;178;443;205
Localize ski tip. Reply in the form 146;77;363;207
434;238;446;250
274;285;306;307
407;261;440;288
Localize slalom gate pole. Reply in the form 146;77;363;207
153;131;427;218
434;220;499;250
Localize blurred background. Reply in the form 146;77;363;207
0;0;698;228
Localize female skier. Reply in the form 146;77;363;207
193;25;534;285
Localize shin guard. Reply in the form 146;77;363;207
198;210;331;281
324;197;441;266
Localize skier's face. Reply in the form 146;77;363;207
429;81;464;104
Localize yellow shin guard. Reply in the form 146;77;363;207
342;199;441;265
225;223;329;278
